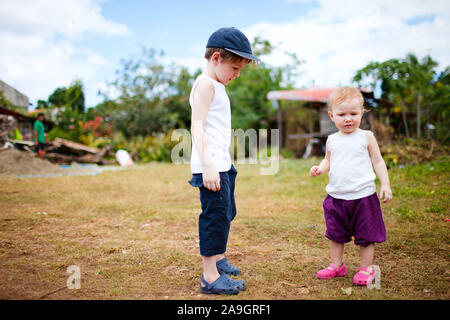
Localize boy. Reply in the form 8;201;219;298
188;27;259;294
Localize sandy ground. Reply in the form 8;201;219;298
0;149;123;178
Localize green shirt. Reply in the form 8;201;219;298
33;120;45;143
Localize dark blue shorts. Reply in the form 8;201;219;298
189;165;237;257
323;193;386;247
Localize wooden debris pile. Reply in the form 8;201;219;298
44;137;117;165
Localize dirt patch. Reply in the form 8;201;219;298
0;149;107;177
0;149;67;176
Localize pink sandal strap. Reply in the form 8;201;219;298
317;263;347;279
357;267;375;275
353;266;376;285
328;264;339;271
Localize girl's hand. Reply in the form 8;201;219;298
379;185;393;203
310;166;321;177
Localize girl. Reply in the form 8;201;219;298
310;86;392;286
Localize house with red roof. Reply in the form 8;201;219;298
267;88;376;157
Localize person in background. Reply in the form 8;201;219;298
34;113;46;158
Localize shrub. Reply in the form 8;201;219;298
381;138;450;167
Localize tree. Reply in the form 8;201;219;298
403;54;437;137
65;80;85;114
36;100;49;109
93;39;302;139
354;58;409;136
48;80;86;113
48;87;67;107
45;80;86;142
353;54;446;139
163;66;201;129
429;67;450;141
227;37;302;131
95;48;183;137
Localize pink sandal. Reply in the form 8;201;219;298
353;266;376;286
317;263;347;279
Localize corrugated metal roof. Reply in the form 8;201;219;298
267;88;374;103
0;106;54;127
267;88;335;102
0;106;33;120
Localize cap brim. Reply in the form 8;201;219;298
225;48;260;62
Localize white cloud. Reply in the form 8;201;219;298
0;0;130;108
244;0;450;90
0;0;130;38
170;57;205;73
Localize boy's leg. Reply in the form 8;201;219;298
198;170;232;283
214;165;237;264
330;240;344;267
201;256;221;286
215;165;241;275
201;255;229;286
215;254;224;261
191;171;244;293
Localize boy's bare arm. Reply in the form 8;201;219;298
310;143;330;177
367;131;392;203
191;79;221;192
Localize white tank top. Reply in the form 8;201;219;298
326;129;376;200
189;74;232;174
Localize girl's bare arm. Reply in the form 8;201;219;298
367;131;392;202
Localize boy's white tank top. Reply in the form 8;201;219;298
189;74;232;174
326;129;376;200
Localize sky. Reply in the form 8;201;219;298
1;0;449;110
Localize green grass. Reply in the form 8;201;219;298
0;157;449;300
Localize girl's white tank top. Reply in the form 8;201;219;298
189;74;232;174
326;129;377;200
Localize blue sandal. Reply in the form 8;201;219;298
216;258;241;276
199;274;246;295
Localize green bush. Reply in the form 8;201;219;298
382;138;450;167
47;127;80;142
281;148;295;159
77;130;178;163
113;131;178;162
141;133;176;162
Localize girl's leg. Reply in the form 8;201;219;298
201;255;221;286
330;240;344;266
359;243;375;268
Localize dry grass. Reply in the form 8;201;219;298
0;158;448;300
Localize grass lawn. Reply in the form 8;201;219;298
0;157;448;300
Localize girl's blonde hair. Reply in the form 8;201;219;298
327;86;364;111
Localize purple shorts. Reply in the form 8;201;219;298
323;193;386;247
